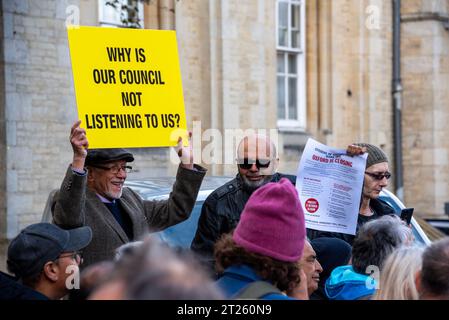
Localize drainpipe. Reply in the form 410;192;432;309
392;0;404;201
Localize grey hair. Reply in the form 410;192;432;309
110;236;224;300
421;237;449;298
373;245;424;300
114;241;144;262
352;215;412;274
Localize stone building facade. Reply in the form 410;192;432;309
0;0;448;263
401;0;449;218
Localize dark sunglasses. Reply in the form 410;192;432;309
365;171;392;180
237;158;271;170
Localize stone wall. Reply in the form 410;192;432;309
322;0;393;157
0;0;173;241
0;0;279;240
175;0;278;176
1;0;81;239
281;0;394;178
1;0;448;248
0;0;7;243
401;0;449;217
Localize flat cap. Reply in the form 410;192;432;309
85;148;134;166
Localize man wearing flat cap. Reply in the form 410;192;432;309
307;143;396;245
52;120;206;267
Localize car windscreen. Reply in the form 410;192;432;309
155;196;427;249
155;201;204;248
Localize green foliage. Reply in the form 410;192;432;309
105;0;152;28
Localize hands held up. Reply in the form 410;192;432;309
346;144;367;157
70;120;88;170
174;131;194;170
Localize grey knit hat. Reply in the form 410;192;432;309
354;143;388;169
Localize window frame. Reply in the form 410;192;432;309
98;0;145;28
276;0;306;131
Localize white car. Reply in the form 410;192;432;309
125;178;432;247
42;177;431;247
378;189;430;245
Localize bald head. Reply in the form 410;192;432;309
236;134;279;192
236;134;277;160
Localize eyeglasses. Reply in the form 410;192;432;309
365;171;392;180
92;165;132;174
237;158;271;170
56;251;83;264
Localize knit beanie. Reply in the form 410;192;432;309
354;143;388;169
233;178;306;262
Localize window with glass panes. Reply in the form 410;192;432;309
276;0;306;129
98;0;144;28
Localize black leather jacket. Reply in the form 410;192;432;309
191;173;296;271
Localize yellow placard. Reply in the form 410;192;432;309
67;26;188;148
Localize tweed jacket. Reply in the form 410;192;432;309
53;164;206;267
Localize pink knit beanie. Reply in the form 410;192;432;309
233;178;306;262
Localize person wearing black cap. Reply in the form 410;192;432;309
2;223;92;300
52;120;206;267
309;237;352;300
307;143;395;245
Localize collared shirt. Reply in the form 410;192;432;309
97;194;114;203
71;166;132;239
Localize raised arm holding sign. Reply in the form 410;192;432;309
53;119;206;267
52;26;206;267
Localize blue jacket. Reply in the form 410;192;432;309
216;265;296;300
325;265;376;300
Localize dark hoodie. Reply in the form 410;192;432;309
310;237;352;300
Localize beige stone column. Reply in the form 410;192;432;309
401;0;449;217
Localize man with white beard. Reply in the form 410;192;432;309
53;120;206;268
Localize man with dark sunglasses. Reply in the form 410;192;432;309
307;143;396;245
52;121;206;268
191;134;295;273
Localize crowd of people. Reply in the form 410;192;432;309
1;121;449;300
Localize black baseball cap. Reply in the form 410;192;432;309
85;148;134;166
7;223;92;279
